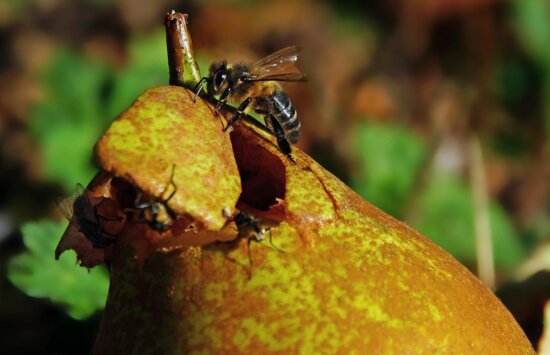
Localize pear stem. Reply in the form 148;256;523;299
164;11;201;88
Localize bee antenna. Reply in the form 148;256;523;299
193;77;209;103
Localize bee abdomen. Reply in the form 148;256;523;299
271;91;300;144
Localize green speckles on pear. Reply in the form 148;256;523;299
182;308;220;347
286;168;336;224
232;328;249;350
235;317;300;351
428;303;443;322
203;281;229;304
327;286;348;319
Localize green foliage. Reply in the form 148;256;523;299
7;221;110;320
351;122;427;217
29;50;110;191
510;0;550;67
415;173;525;272
510;0;550;136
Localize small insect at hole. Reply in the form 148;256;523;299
230;130;286;211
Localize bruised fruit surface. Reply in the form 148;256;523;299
91;87;533;354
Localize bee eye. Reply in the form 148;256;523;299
214;72;226;87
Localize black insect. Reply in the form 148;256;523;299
57;184;120;248
132;164;177;232
233;211;284;267
194;46;307;160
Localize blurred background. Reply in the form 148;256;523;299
1;0;549;353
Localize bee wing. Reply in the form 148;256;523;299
55;183;85;220
245;46;308;82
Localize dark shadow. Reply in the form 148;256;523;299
497;270;550;350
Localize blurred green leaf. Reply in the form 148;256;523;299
29;49;111;191
106;30;168;119
351;122;427;217
510;0;550;136
415;173;525;272
510;0;550;68
7;221;109;320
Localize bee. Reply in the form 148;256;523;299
132;164;177;232
233;211;284;267
57;184;121;248
194;46;307;159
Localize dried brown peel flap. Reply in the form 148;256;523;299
95;86;242;231
55;172;123;267
56;223;108;268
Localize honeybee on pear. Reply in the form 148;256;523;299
194;46;307;159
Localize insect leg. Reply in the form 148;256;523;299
267;115;294;162
215;87;233;114
161;164;177;203
267;228;284;253
193;77;209;103
224;97;251;132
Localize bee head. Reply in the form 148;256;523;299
208;61;229;95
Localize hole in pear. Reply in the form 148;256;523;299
230;129;286;211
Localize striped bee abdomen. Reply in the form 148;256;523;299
270;91;300;144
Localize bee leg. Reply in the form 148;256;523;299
267;115;295;162
214;87;233;115
193;77;210;103
224;97;251;132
